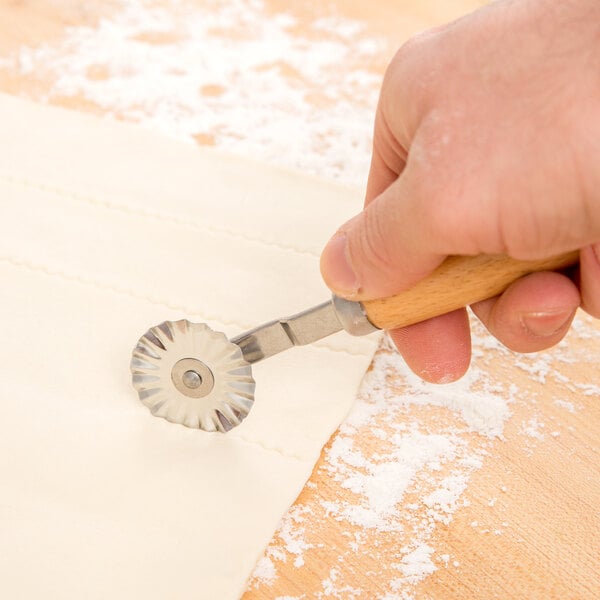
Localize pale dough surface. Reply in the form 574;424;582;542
0;93;379;599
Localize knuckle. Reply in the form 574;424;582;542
387;36;419;75
389;30;433;73
382;32;437;113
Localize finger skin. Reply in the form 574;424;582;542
388;309;471;384
470;271;580;353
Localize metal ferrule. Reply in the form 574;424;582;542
331;295;379;337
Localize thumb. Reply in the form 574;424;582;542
320;171;445;301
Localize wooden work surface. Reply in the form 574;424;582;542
2;2;598;598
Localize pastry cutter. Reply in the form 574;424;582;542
131;252;578;432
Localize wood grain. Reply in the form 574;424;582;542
364;252;580;330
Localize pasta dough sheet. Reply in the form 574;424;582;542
0;94;379;599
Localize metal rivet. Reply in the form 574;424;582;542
171;358;215;398
182;370;202;389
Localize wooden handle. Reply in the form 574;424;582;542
362;252;580;330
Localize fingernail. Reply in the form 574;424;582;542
321;233;360;296
520;309;574;337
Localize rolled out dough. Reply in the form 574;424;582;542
0;94;379;599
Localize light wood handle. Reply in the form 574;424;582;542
362;252;580;330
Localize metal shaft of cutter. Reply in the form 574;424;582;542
230;296;377;364
231;301;341;364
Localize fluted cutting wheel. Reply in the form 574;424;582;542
130;320;255;432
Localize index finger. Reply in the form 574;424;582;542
365;106;408;206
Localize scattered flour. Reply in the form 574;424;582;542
574;382;600;396
298;333;517;597
520;417;545;441
554;399;576;413
249;504;312;588
276;506;313;567
318;568;362;599
396;544;436;582
252;556;277;586
6;0;385;186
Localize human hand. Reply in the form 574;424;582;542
321;0;600;383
